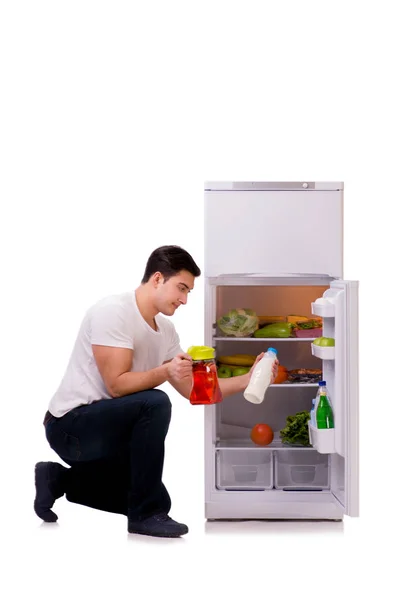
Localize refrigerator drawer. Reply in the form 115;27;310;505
216;448;273;490
274;450;329;490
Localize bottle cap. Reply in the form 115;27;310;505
267;347;277;354
187;346;215;360
319;380;326;386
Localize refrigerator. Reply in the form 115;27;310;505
203;181;359;520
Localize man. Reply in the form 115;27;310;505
34;245;277;538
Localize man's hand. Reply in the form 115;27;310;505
245;352;279;385
166;352;193;383
217;353;280;399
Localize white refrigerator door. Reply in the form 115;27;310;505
204;182;343;278
318;279;359;517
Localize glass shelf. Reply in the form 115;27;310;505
213;337;318;342
269;383;319;387
216;439;314;450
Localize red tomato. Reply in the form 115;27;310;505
250;423;274;446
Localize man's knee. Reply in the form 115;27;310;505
143;389;172;413
141;390;172;432
118;389;172;423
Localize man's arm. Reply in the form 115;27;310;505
163;352;279;400
92;345;169;398
218;373;249;398
165;353;279;400
219;353;279;397
166;368;257;400
163;355;194;400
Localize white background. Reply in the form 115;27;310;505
0;0;398;597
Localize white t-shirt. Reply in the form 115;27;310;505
48;291;183;417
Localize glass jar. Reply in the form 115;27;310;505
187;346;223;405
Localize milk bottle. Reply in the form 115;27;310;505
244;348;278;404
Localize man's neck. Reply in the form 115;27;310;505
134;286;158;330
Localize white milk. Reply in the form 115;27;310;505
244;348;278;404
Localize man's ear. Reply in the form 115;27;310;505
153;271;163;287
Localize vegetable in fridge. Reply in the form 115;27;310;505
280;411;311;446
217;309;259;337
296;318;322;330
253;322;294;338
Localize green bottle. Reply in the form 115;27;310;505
316;389;334;429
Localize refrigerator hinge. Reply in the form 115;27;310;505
331;490;345;511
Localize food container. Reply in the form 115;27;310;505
294;328;322;338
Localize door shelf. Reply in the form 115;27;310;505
311;301;335;318
311;342;335;360
308;422;335;454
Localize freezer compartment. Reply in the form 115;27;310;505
308;422;335;454
274;449;330;490
216;448;273;490
204;186;343;278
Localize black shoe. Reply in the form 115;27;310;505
128;513;189;538
34;461;67;522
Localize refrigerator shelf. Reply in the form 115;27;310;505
213;337;319;342
216;439;315;450
271;383;319;387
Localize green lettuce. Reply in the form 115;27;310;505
217;308;259;337
280;411;311;446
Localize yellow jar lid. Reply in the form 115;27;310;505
187;345;215;360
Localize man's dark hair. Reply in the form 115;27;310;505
141;245;201;284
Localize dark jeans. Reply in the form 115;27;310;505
45;389;172;521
